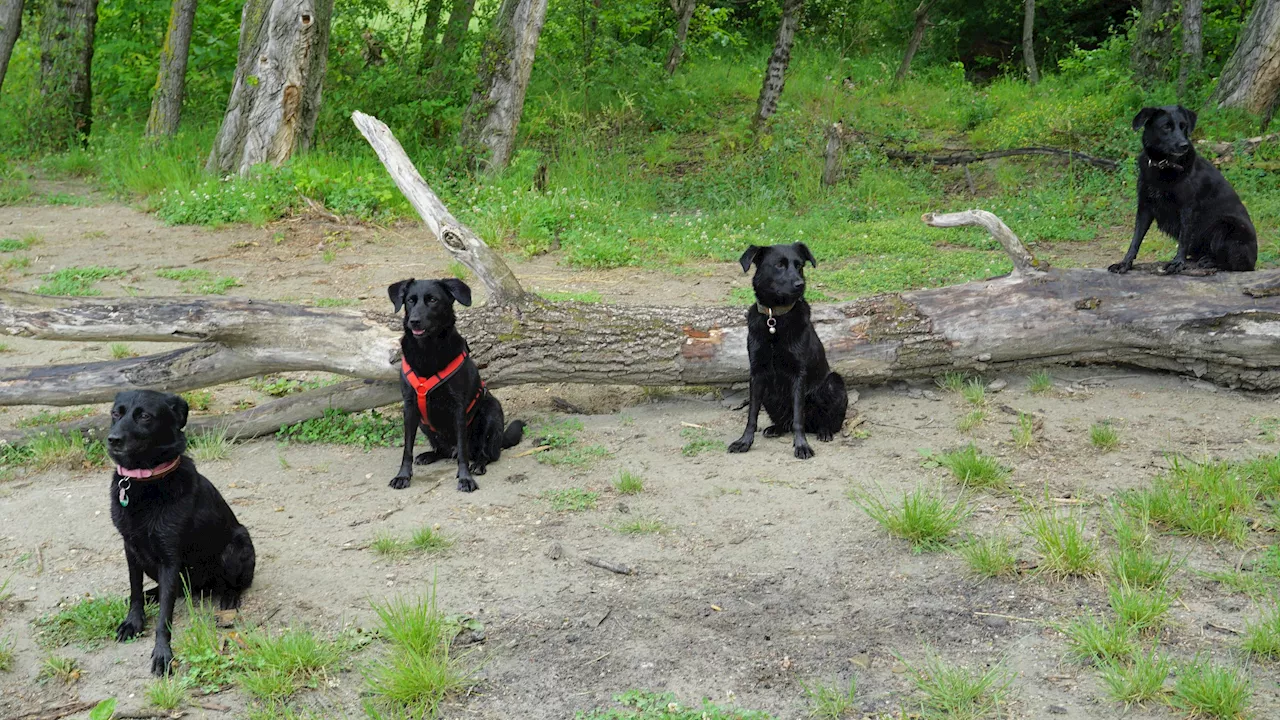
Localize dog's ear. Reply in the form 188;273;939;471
1177;105;1198;134
165;394;189;430
794;242;817;268
441;278;472;307
387;279;413;313
738;245;763;273
1131;107;1157;131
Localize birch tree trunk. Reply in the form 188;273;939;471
205;0;335;176
0;0;22;93
1022;0;1039;85
457;0;548;174
1132;0;1175;86
417;0;445;71
753;0;802;127
894;0;932;84
665;0;696;76
37;0;97;146
1178;0;1202;95
145;0;199;138
1213;0;1280;127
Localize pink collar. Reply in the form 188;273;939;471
116;456;182;480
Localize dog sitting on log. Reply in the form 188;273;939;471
388;278;524;491
728;243;848;459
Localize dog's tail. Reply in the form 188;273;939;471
502;420;526;449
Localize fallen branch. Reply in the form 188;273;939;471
3;701;101;720
886;146;1120;171
922;210;1044;278
585;557;634;575
1198;132;1280;162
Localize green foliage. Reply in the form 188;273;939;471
365;591;472;717
1027;371;1053;394
1062;615;1138;666
801;676;858;719
614;470;645;495
33;266;127;296
0;431;109;471
576;691;771;720
1090;421;1121;451
956;536;1018;579
1242;602;1280;659
188;426;234;462
614;518;667;535
679;426;722;456
16;408;96;428
903;651;1015;720
1122;457;1254;545
34;594;151;650
0;635;15;672
853;486;970;552
1170;658;1252;720
936;444;1009;491
532;418;611;467
277;408;400;450
146;676;188;710
541;488;600;512
1025;508;1099;578
1097;646;1170;707
235;626;351;701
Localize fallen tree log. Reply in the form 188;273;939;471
885;146;1120;171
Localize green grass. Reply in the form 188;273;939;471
614;518;666;535
800;676;857;719
2;255;31;271
235;626;350;701
1025;508;1099;578
936;444;1009;491
155;267;242;295
38;655;79;683
277;408;400;450
146;676;188;710
904;651;1015;720
0;635;14;672
313;297;359;307
614;470;644;495
249;374;333;397
539;289;603;303
956;409;986;433
1107;582;1170;634
1010;413;1036;450
1090;421;1121;451
576;690;772;719
33;266;127;296
1062;615;1138;665
447;260;469;280
33;594;151;650
1027;370;1053;394
541;487;599;512
156;268;212;282
1242;602;1280;658
173;594;234;691
679;426;722;456
372;525;453;557
188;426;233;462
960;378;987;407
936;373;968;393
1122;457;1252;545
364;592;472;717
197;276;242;294
15;407;95;428
1170;658;1252;720
181;390;213;411
0;237;32;252
956;536;1018;578
1097;646;1171;707
852;486;970;552
531;418;611;468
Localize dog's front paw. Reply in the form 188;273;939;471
816;430;834;442
150;644;174;676
762;425;786;438
727;437;753;453
793;443;815;460
1162;259;1186;275
414;451;440;466
116;616;144;642
470;462;488;476
389;475;411;490
1107;260;1132;274
457;475;478;492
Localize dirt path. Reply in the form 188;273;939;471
2;202;1279;719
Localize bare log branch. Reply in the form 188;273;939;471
923;209;1045;278
822;122;843;186
886;146;1120;171
351;111;529;306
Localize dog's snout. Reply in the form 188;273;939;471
1175;141;1191;154
107;433;124;448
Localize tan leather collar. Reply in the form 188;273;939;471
756;302;796;318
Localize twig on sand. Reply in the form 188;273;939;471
513;445;552;458
3;700;101;720
973;611;1041;624
585;557;634;575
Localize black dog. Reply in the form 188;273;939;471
107;390;255;676
1109;105;1257;275
728;243;848;459
388;278;524;491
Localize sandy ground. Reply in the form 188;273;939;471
2;200;1279;719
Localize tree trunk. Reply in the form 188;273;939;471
145;0;199;138
1213;0;1280;126
37;0;97;146
753;0;802;127
1132;0;1175;86
205;0;335;176
430;0;475;79
457;0;548;173
822;122;842;186
665;0;696;76
0;0;22;93
1179;0;1203;96
894;0;932;84
1022;0;1039;84
417;0;445;71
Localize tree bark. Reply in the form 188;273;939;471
665;0;696;76
417;0;445;71
822;122;842;186
1213;0;1280;126
1179;0;1203;96
1022;0;1039;85
457;0;548;173
145;0;199;139
429;0;475;81
753;0;802;127
205;0;335;176
0;0;22;93
894;0;932;84
38;0;98;146
1132;0;1175;86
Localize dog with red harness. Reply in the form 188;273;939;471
387;278;525;491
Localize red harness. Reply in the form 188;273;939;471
401;352;486;433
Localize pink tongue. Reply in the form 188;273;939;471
412;329;425;336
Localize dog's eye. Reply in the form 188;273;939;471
426;296;436;304
139;412;152;421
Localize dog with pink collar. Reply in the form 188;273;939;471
107;389;256;676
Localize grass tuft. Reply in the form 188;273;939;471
956;409;987;433
905;651;1015;720
1097;646;1170;707
956;536;1018;578
960;378;987;407
1027;370;1053;394
0;635;14;672
853;486;970;552
34;594;151;650
33;266;126;296
235;626;350;701
146;676;188;710
801;676;857;719
1062;615;1138;665
1170;658;1252;720
188;426;233;462
277;408;400;450
541;488;599;512
1123;457;1251;545
1107;582;1170;634
1025;508;1099;578
614;470;644;495
1089;421;1120;451
365;591;472;716
1010;412;1037;450
38;655;79;683
680;426;722;456
936;373;968;393
1;430;109;471
936;444;1009;490
614;518;666;535
1242;602;1280;658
